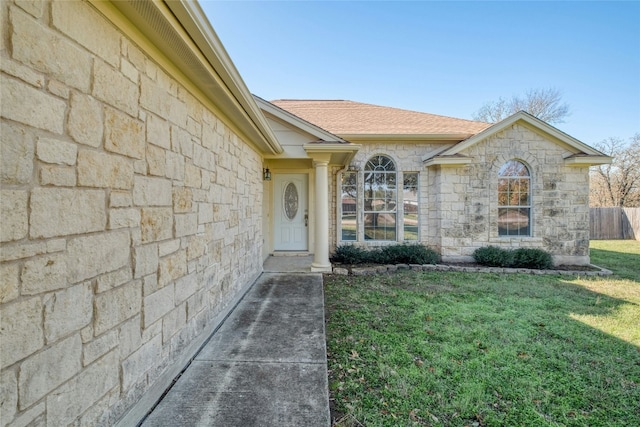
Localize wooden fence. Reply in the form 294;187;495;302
590;207;640;240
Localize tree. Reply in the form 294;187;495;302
473;87;570;124
590;134;640;207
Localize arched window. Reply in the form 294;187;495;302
364;155;397;240
498;160;531;236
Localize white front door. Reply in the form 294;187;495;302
274;174;308;251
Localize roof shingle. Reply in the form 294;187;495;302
270;99;490;136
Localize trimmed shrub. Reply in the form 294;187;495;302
513;248;554;269
473;246;554;269
473;246;514;267
381;244;439;265
332;245;367;264
332;244;439;265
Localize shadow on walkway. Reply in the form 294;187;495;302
140;272;330;426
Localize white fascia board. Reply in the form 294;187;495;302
255;96;347;143
423;156;473;167
564;155;612;166
156;1;283;154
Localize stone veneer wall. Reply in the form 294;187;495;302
331;129;590;265
437;124;591;264
0;1;264;425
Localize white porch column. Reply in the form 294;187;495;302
311;159;331;272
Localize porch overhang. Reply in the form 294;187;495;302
563;154;612;166
303;142;361;166
423;155;474;167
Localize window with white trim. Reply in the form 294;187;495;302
403;172;419;240
340;171;357;241
497;160;531;236
364;155;397;240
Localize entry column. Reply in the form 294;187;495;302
311;159;331;272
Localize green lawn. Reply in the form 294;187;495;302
325;241;640;426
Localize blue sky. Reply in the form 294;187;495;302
201;1;640;145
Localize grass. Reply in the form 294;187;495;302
325;241;640;426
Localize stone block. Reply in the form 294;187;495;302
158;239;180;257
146;113;171;149
21;253;67;295
162;304;186;343
171;126;192;158
47;78;69;99
1;121;34;184
147;144;166;176
7;402;45;427
94;280;142;336
118;315;142;359
109;208;141;229
78;149;134;189
121;334;161;390
184;163;201;188
96;268;133;293
44;282;93;343
0;262;20;303
0;368;17;423
143;284;174;328
198;202;213;224
18;334;82;409
46;350;118;426
0;297;44;369
93;59;138;116
133;176;172;206
0;190;28;242
110;191;133;207
104;107;145;160
174;213;197;237
39;165;76;186
15;0;44;18
35;137;77;165
0;241;47;263
30;188;106;239
134;243;158;278
51;0;120;66
332;267;349;275
121;57;138;83
11;7;91;91
66;231;130;283
68;92;103;147
140;208;173;243
83;329;118;366
158;250;187;288
186;235;205;261
1;74;65;134
165;150;185;180
174;273;198;305
173;187;193;213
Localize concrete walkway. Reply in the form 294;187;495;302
140;262;330;426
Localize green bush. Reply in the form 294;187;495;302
332;245;367;264
332;244;439;265
381;244;439;265
472;246;514;267
473;246;554;269
513;248;554;269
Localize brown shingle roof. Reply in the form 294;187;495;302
270;100;490;136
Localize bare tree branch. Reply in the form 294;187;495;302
590;134;640;207
473;88;570;124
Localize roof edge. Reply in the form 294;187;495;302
255;96;348;143
439;111;608;158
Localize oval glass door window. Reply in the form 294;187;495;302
283;182;299;220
